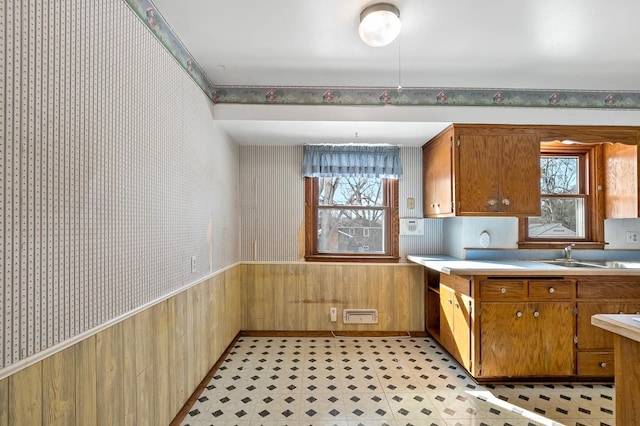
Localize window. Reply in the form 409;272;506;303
519;142;604;248
305;176;399;262
302;144;402;262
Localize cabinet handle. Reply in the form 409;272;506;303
500;287;507;294
488;199;496;206
502;198;511;206
533;311;540;318
549;287;555;294
447;298;453;304
600;362;607;368
516;311;523;318
620;311;625;314
454;302;460;308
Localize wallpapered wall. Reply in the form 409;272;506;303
0;0;239;374
239;146;443;262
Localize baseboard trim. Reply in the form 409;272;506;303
170;331;242;426
240;330;428;338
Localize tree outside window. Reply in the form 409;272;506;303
528;155;587;239
305;176;399;262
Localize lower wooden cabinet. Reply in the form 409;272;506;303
424;272;640;382
480;301;574;377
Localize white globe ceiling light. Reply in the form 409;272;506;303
358;3;401;47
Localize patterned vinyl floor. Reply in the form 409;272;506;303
180;336;615;426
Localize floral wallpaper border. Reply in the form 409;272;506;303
212;86;640;109
126;1;640;110
124;0;216;99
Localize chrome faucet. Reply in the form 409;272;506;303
564;244;575;261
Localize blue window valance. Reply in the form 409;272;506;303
302;144;403;179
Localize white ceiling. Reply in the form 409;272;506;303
150;0;640;146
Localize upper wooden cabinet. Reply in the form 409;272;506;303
422;127;454;216
422;124;541;217
604;142;638;218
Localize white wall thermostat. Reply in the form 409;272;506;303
399;218;424;235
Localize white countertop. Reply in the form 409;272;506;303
592;314;640;343
407;254;640;276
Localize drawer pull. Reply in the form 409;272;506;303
549;287;555;294
600;362;607;368
488;199;496;206
502;198;511;206
516;311;523;318
533;311;540;318
500;287;507;294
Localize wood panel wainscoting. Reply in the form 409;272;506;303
0;267;243;426
240;263;425;333
0;262;424;425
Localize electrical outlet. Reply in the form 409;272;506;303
626;231;639;244
191;256;197;272
330;307;337;322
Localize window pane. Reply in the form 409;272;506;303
318;177;383;206
317;209;384;253
528;197;585;238
540;157;579;194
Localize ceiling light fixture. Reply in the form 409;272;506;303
358;3;401;47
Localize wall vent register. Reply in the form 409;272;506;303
343;309;379;324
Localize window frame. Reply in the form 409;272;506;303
304;177;400;262
518;142;605;249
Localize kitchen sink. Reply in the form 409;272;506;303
601;261;640;269
537;260;607;268
536;259;640;269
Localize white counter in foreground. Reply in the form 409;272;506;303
592;314;640;425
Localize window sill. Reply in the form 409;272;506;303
517;241;606;250
305;255;400;263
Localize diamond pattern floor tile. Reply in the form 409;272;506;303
180;336;615;426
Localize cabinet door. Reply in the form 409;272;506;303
458;134;501;214
577;302;640;350
454;293;472;371
423;134;453;217
604;142;638;218
457;133;540;215
500;134;541;215
529;302;575;376
440;285;472;370
481;302;529;377
481;302;574;377
440;285;456;358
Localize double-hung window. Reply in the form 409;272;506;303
303;145;401;262
519;142;604;248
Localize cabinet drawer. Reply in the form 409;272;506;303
577;352;614;376
577;280;640;299
480;280;526;301
529;280;575;301
441;273;471;296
